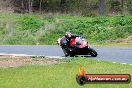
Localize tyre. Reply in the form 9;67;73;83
88;47;98;57
69;53;75;57
69;49;75;57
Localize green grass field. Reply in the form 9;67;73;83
0;57;132;88
0;13;132;45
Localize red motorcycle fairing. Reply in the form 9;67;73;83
70;37;88;49
70;37;76;47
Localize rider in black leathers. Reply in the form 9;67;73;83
65;32;81;48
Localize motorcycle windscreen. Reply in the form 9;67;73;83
76;37;83;45
74;37;88;48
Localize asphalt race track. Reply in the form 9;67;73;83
0;45;132;64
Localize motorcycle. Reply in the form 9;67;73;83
57;36;97;57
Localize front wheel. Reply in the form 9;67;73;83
63;50;75;57
62;49;69;57
62;47;76;57
88;47;98;57
69;53;75;57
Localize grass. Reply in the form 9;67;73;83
92;42;132;47
0;57;132;88
0;13;132;45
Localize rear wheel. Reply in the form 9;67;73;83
88;47;98;57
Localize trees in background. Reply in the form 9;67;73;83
60;0;66;12
99;0;105;16
3;0;132;16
